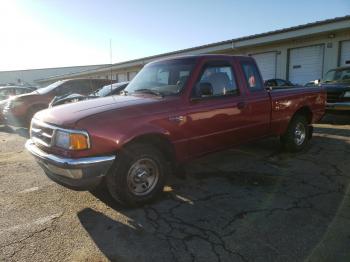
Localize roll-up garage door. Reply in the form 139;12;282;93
117;73;127;82
340;40;350;66
251;52;277;80
288;45;324;85
128;71;138;80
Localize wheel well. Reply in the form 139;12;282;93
293;106;313;124
124;134;176;163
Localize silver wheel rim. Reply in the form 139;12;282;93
127;158;160;196
294;122;306;146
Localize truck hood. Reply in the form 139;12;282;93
35;95;160;126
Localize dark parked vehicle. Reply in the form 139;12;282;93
0;100;8;123
49;81;129;107
26;55;326;207
321;66;350;111
2;78;114;126
0;86;36;123
0;86;35;101
264;79;295;88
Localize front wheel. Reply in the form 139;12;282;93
106;143;168;207
280;115;310;152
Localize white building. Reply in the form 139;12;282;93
8;16;350;86
0;64;108;87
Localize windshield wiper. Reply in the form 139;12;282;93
133;89;164;97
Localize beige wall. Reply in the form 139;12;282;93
214;30;350;80
71;31;350;83
0;64;108;87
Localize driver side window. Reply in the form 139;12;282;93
193;65;238;98
157;69;170;84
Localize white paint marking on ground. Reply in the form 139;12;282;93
175;194;194;205
0;212;63;235
18;187;40;194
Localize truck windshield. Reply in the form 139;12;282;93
37;80;67;94
93;82;127;97
323;68;350;83
125;60;195;96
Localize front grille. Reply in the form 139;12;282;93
327;91;343;103
327;91;350;103
30;120;55;148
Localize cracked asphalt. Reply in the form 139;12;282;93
1;114;350;262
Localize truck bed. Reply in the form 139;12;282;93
269;86;326;135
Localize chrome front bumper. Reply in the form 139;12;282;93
25;140;116;190
326;102;350;111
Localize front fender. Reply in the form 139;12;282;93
120;123;171;146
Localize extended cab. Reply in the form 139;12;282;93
25;55;326;206
2;78;113;126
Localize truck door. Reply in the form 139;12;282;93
184;61;249;157
238;59;271;139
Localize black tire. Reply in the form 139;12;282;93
106;143;168;207
280;115;310;152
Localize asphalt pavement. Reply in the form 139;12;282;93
0;115;350;261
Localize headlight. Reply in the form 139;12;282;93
54;130;90;150
343;91;350;98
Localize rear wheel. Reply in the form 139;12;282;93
106;143;168;206
280;115;310;152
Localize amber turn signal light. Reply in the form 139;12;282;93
69;133;89;150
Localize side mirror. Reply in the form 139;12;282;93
265;85;273;91
199;82;213;97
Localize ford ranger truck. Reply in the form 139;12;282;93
25;55;326;206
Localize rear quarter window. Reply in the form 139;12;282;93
241;61;263;91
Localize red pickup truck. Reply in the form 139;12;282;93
25;55;326;206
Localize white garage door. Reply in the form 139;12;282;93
128;71;138;80
252;52;276;80
340;40;350;66
117;73;127;82
288;45;324;85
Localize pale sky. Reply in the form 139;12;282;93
0;0;349;71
